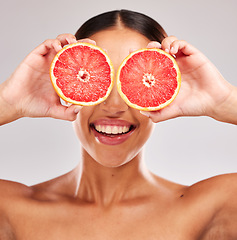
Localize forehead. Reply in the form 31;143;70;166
89;28;150;70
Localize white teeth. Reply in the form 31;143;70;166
123;126;129;133
94;125;130;134
112;126;118;134
106;126;112;134
96;125;102;132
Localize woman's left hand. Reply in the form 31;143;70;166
143;37;237;124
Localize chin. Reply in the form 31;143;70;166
93;151;134;168
82;144;142;169
95;158;130;168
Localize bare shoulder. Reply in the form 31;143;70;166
0;179;33;213
0;179;32;199
186;173;237;239
0;179;32;220
187;173;237;203
0;179;32;238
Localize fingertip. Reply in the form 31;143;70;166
161;36;178;52
147;41;161;49
56;43;63;52
140;111;150;118
65;105;83;119
66;37;77;45
170;46;178;55
88;39;97;45
51;104;83;121
63;106;82;121
57;44;63;51
78;38;96;45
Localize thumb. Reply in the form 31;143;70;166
140;105;180;123
49;105;83;121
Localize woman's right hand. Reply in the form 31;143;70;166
142;37;237;125
0;34;83;125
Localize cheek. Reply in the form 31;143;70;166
133;109;155;141
137;118;155;149
72;108;92;146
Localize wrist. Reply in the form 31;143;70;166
0;82;22;125
212;85;237;125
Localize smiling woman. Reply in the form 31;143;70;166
0;9;237;240
73;19;155;167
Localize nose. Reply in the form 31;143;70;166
100;85;129;115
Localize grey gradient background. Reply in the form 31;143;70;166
0;0;236;186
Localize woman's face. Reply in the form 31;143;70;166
73;27;155;167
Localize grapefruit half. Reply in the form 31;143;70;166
117;48;181;111
50;42;114;106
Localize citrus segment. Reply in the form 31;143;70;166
50;42;114;106
117;48;181;111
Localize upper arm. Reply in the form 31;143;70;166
216;174;237;238
212;173;237;212
0;212;16;240
0;179;32;198
199;173;237;239
0;179;32;216
0;179;32;236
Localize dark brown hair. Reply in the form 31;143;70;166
75;9;167;43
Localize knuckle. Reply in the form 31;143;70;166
56;34;64;39
43;38;59;46
42;39;54;45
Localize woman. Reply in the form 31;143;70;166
0;9;236;239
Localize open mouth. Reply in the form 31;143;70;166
90;124;135;137
90;120;136;145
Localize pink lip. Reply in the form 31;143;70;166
90;119;136;145
92;119;133;126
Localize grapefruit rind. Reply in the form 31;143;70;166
116;48;181;111
50;42;114;106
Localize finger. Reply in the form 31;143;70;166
52;39;63;52
33;39;59;56
161;36;178;53
129;41;162;55
140;105;181;123
56;33;77;46
170;40;199;56
49;104;83;121
78;38;96;45
146;41;161;49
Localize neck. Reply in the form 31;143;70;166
74;149;154;207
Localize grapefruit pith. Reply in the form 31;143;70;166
117;48;181;111
50;42;114;106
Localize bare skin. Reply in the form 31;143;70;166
0;27;237;239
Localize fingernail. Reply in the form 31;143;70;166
170;47;177;55
66;37;71;44
140;111;150;118
156;42;162;48
165;48;170;53
66;37;77;45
